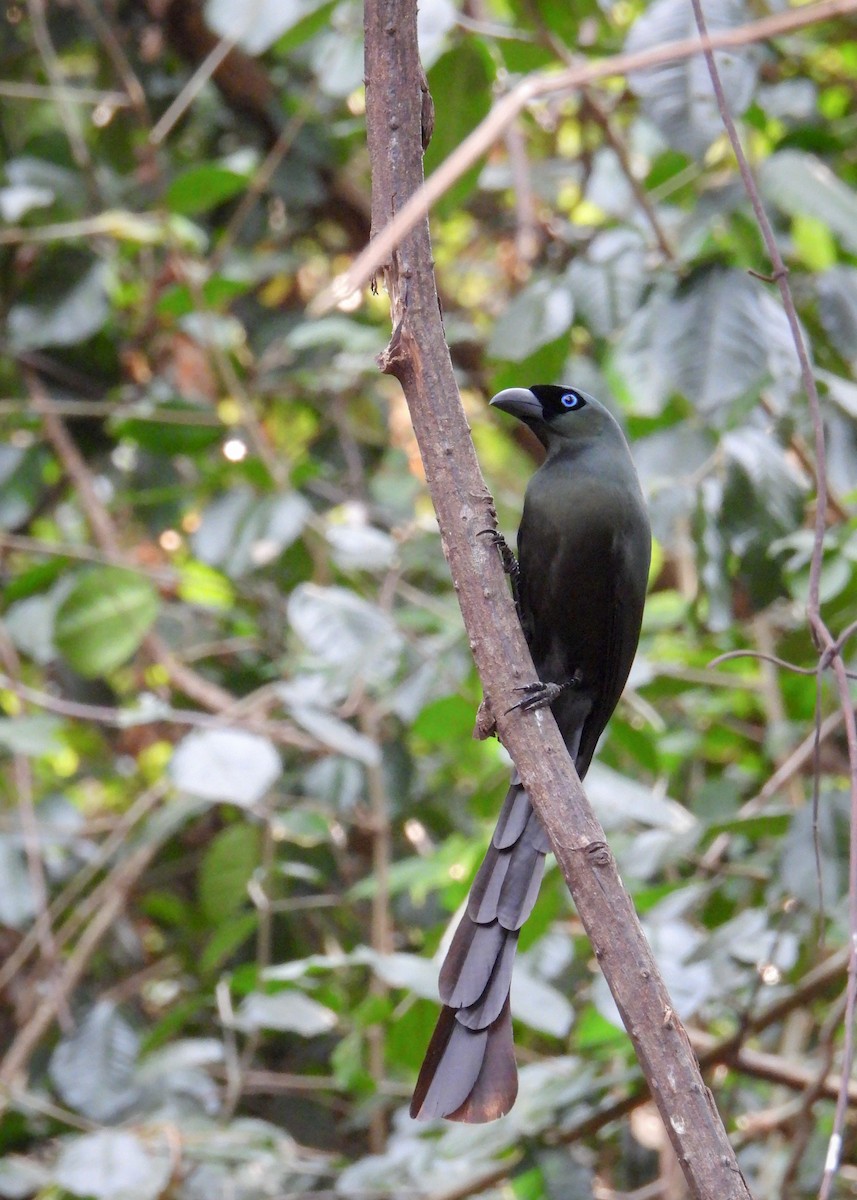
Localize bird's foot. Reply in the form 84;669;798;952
477;529;520;582
505;670;582;714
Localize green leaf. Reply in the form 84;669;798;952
54;568;160;678
704;812;792;840
411;695;476;744
197;823;261;922
177;561;235;610
165;165;249;216
112;400;223;454
200;912;258;974
425;42;493;211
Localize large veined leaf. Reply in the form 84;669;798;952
616;268;800;419
566;229;647;337
625;0;759;159
817;266;857;364
488;276;575;362
49;1002;141;1122
170;729;281;807
759;151;857;255
206;0;329;53
287;584;404;687
53;1130;171;1200
53;567;160;678
8;260;111;350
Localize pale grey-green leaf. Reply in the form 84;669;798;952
487;276;574;361
566;229;647;336
625;0;759;158
288;583;404;685
205;0;329;53
759;150;857;254
233;990;338;1035
49;1001;141;1121
53;1131;171;1200
9;262;111;350
170;729;281;806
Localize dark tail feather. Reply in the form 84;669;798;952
410;780;546;1122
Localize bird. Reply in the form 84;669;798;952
410;384;651;1123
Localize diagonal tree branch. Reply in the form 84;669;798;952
320;0;856;314
364;2;752;1195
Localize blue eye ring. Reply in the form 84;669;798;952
560;391;585;410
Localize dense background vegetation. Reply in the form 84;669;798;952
1;0;856;1196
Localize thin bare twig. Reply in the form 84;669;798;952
0;842;156;1111
0;82;130;105
0;783;167;995
26;0;99;207
361;704;391;1152
149;33;239;145
687;2;857;1193
24;374;317;744
211;91;318;271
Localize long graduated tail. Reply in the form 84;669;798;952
410;774;550;1121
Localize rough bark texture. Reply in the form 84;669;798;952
364;2;753;1195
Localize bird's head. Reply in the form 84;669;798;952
489;384;620;452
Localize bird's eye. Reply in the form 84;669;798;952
560;391;585;410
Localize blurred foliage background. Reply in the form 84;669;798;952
1;0;856;1197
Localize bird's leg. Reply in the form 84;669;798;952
478;529;522;616
506;668;583;714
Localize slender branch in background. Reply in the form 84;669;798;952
177;265;288;488
502;118;541;269
781;990;849;1192
688;3;857;1194
26;0;100;208
0;842;157;1112
579;89;676;261
317;0;857;313
72;0;150;128
26;372;120;555
211;91;318;271
699;706;856;874
361;704;392;1152
220;805;278;1122
0;82;130;104
149;32;239;145
0;783;167;995
519;0;676;261
24;373;318;743
0;627;67;1024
